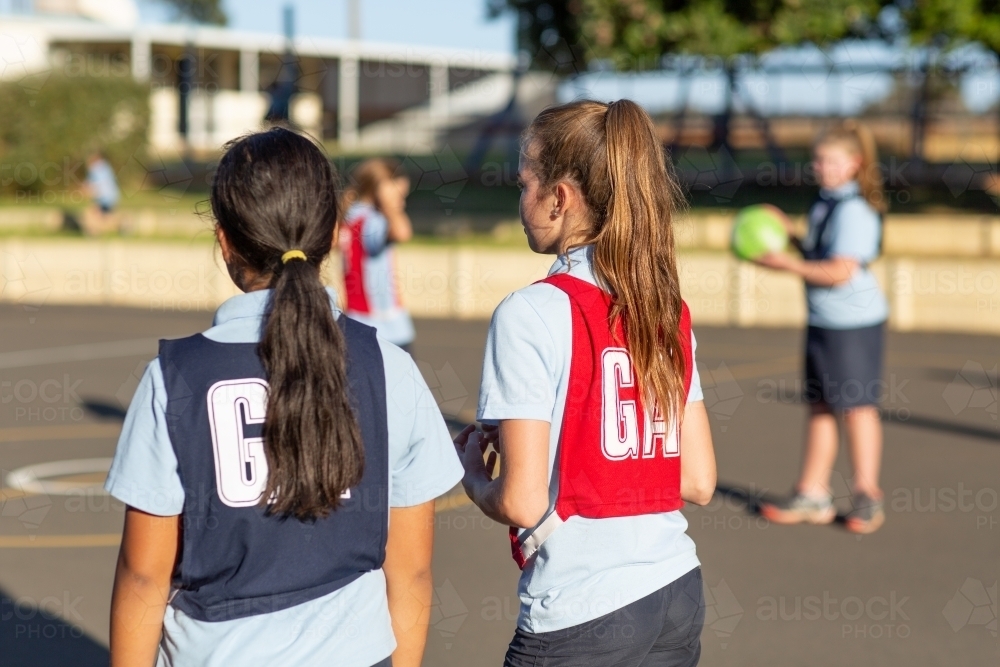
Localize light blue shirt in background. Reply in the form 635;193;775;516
343;202;415;346
803;181;888;329
105;287;463;667
477;245;704;634
86;158;120;208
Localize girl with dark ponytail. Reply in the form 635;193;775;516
456;100;717;666
106;127;462;667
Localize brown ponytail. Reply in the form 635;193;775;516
816;119;886;214
212;128;364;520
523;100;688;426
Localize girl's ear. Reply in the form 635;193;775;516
216;226;234;264
553;181;575;218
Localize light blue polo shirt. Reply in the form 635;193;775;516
105;287;462;667
342;202;415;346
477;245;705;634
86;158;120;209
803;181;888;329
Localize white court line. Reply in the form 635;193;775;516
0;338;160;370
6;458;113;496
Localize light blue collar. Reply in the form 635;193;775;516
213;287;342;327
548;244;599;287
345;200;376;220
820;180;860;201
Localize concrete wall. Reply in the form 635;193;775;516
1;238;997;334
4;209;999;257
674;213;1000;257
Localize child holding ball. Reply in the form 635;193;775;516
756;120;888;534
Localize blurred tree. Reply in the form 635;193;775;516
894;0;1000;164
0;75;150;197
488;0;883;71
486;0;588;75
154;0;227;25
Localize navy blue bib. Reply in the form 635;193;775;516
802;195;883;263
159;316;389;622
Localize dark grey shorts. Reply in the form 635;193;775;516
504;568;704;667
804;322;885;410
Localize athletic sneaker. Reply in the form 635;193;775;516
845;493;885;534
760;492;836;525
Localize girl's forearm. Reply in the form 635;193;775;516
109;563;169;667
465;477;511;525
466;476;547;529
387;569;433;667
786;257;856;287
384;209;413;243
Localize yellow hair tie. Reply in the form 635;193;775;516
281;249;307;264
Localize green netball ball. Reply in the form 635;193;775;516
730;204;790;261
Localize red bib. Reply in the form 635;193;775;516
510;273;693;568
339;213;370;314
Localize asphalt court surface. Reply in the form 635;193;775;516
0;303;996;666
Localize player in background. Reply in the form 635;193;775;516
106;128;462;667
456;100;717;667
81;150;121;235
756;120;888;534
340;158;416;353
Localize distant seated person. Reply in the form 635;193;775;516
81;151;121;235
339;159;415;353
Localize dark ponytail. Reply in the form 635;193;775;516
211;127;364;519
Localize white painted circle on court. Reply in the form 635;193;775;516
6;458;113;496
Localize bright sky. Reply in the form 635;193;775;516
138;0;516;53
133;2;999;114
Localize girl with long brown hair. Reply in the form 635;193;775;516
757;119;888;534
339;158;416;352
455;100;717;666
106;128;462;667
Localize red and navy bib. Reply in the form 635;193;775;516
510;273;693;568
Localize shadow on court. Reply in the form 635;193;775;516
0;589;109;667
80;399;128;422
0;306;996;667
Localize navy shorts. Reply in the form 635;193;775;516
504;568;704;667
804;322;885;410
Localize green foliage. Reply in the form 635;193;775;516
155;0;227;25
899;0;1000;53
490;0;883;70
582;0;883;61
490;0;1000;70
0;74;150;195
487;0;589;75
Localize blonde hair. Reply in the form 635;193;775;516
815;120;887;214
342;158;402;210
522;99;688;424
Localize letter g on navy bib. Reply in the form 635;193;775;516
158;316;389;622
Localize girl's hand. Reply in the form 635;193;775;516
480;423;500;451
454;425;497;493
377;178;407;214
